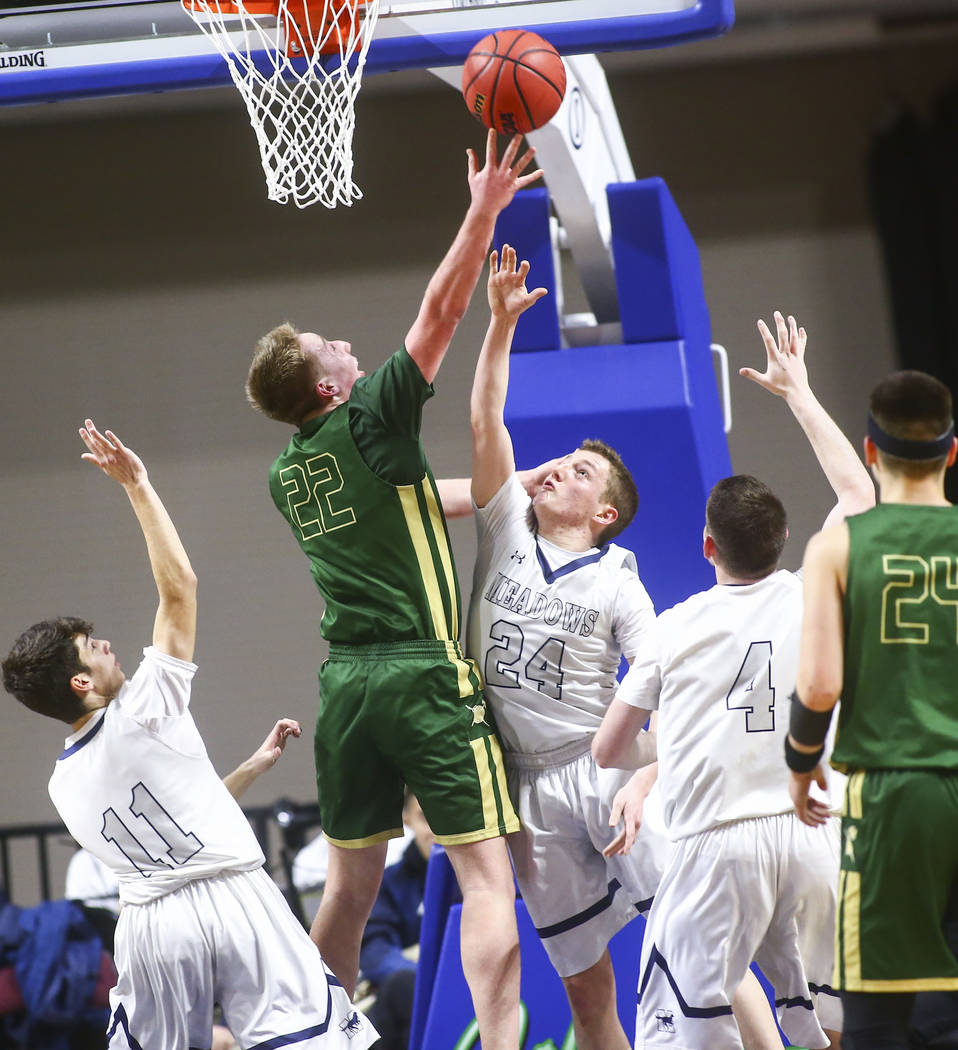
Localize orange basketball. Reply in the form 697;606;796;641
462;29;567;135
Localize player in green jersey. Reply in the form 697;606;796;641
245;130;542;1050
788;370;958;1049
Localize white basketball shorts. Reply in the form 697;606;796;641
506;740;669;978
636;811;840;1050
106;866;377;1050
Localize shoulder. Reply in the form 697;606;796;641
804;522;849;570
475;473;532;536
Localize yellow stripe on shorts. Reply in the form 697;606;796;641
470;737;500;833
398;483;451;641
423;476;460;632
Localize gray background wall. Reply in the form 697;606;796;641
1;25;956;901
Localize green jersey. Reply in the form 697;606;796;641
269;348;461;645
834;503;958;772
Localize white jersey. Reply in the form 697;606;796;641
468;473;655;754
619;570;827;840
49;646;264;905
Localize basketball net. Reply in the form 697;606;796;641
182;0;380;208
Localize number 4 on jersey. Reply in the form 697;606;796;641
726;640;775;732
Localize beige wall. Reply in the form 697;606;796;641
1;35;955;901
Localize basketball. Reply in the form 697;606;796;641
462;29;567;135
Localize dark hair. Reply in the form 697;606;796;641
870;371;954;479
2;617;93;724
706;475;787;580
580;439;639;544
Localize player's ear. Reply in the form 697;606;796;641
315;379;338;402
703;532;717;563
863;436;878;467
947;437;957;468
595;504;618;526
70;672;93;698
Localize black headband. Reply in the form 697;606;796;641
868;413;955;461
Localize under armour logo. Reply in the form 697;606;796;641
844;825;858;863
510;550;525;564
340;1012;363;1038
655;1009;676;1033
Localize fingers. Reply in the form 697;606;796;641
512;146;538;175
602;830;627;858
608;797;624;828
756;318;776;357
774;309;789;354
516;168;544;189
499;132;521;169
466;147;478;179
804;798;831;827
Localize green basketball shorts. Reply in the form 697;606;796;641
836;768;958;992
314;638;519;848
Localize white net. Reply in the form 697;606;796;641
183;0;380;208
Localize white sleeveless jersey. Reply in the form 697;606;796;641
49;647;264;905
467;473;655;754
618;570;829;840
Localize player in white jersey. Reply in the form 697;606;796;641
2;420;376;1050
461;247;775;1050
593;312;876;1050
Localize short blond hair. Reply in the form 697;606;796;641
246;322;320;426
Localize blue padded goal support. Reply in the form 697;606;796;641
494;176;731;613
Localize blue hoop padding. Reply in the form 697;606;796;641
494;177;731;613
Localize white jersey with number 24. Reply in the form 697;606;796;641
468;473;655;755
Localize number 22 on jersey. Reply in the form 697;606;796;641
279;453;356;540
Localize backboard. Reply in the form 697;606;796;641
0;0;734;106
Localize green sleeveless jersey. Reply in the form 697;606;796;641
835;503;958;772
269;349;462;645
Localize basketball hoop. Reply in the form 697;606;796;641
182;0;380;208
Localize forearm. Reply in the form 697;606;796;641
425;204;500;326
222;758;259;800
125;479;197;602
786;387;874;515
470;315;516;429
610;727;657;771
436;478;473;519
592;699;655;769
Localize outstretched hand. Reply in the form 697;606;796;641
246;718;302;777
467;128;544;216
741;310;810;400
79;420;147;488
487;244;548;321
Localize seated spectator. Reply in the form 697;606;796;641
360;792;436;1050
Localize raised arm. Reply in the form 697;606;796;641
79;420;197;663
741;311;875;527
470;246;548;507
222;718;302;799
404;131;543;385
